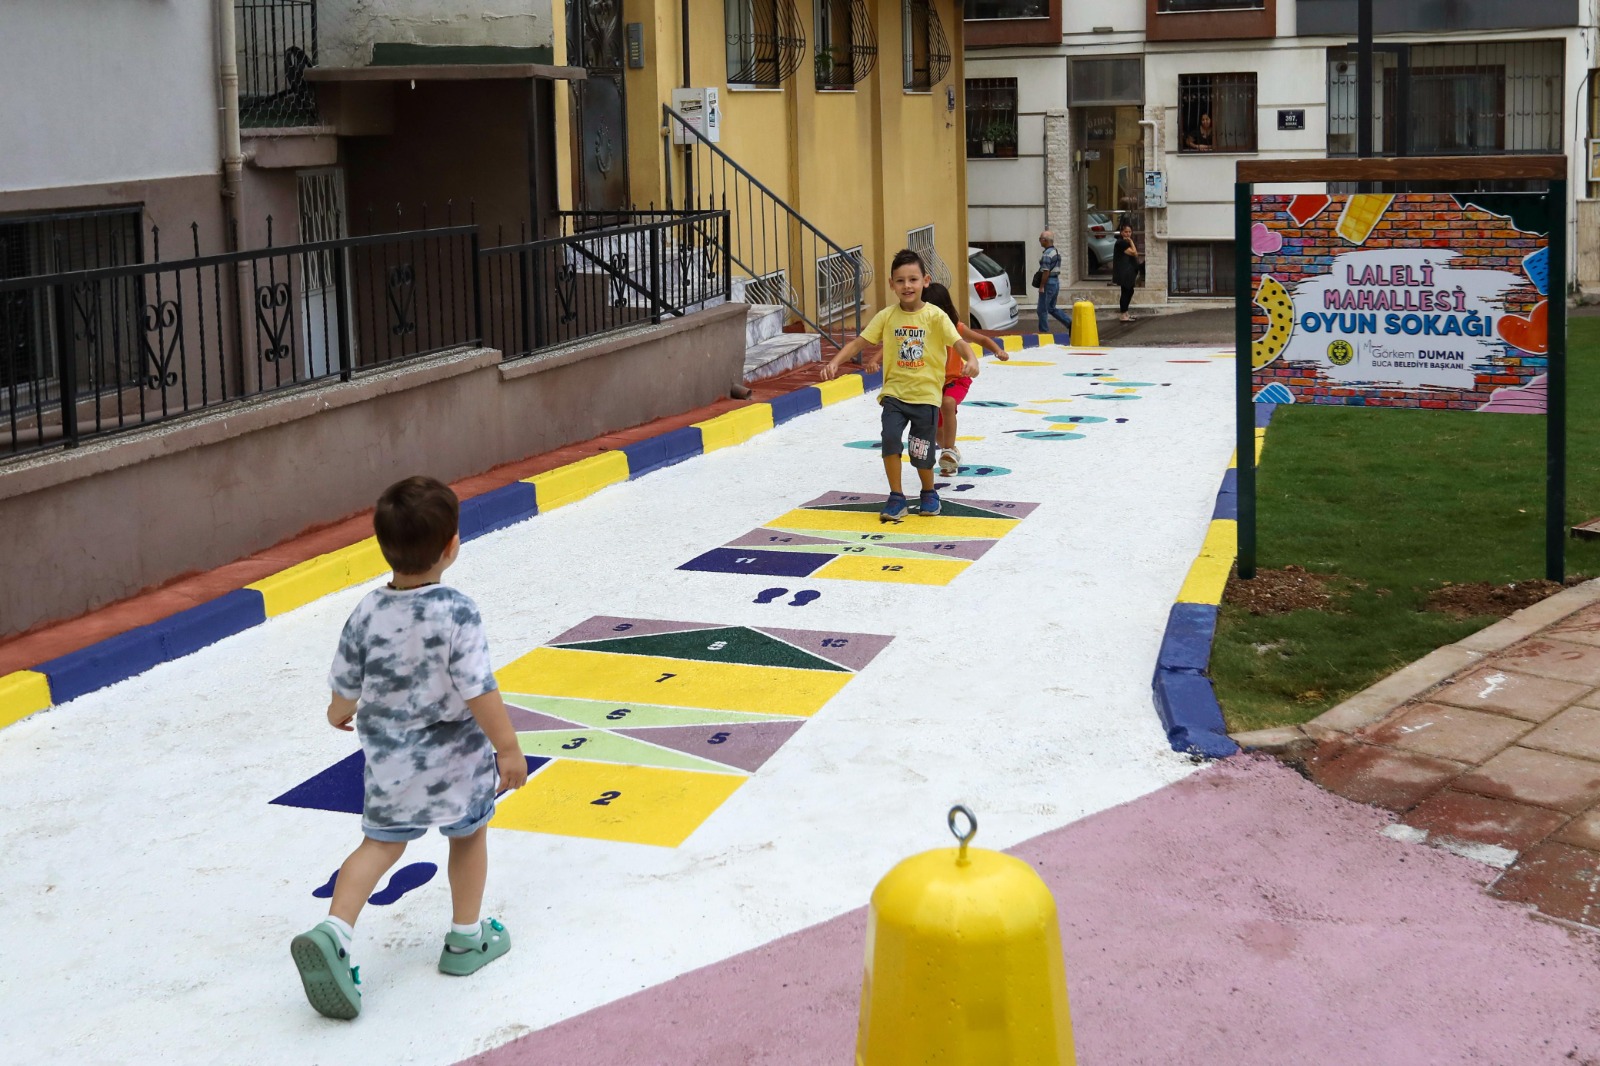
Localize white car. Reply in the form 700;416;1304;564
967;247;1019;331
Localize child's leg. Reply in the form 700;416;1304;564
329;837;408;926
939;396;958;450
447;824;489;926
882;455;905;496
917;465;937;491
881;400;910;497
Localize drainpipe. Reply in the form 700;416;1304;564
218;0;244;250
1139;119;1160;238
681;0;692;87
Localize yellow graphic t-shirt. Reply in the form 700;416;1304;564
861;303;962;408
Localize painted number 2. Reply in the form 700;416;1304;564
590;791;622;806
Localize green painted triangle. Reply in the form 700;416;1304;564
503;693;801;729
552;626;848;672
766;525;991;545
517;728;741;775
808;500;1018;520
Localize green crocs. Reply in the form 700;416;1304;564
438;917;511;976
290;922;362;1020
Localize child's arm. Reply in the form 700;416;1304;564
957;322;1007;361
954;338;981;378
820;335;869;380
467;690;529;789
327;693;357;731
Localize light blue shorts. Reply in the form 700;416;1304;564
362;793;496;843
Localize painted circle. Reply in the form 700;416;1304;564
955;464;1013;476
1044;415;1109;424
1105;381;1156;387
1327;339;1354;365
962;400;1018;408
845;440;880;449
1018;431;1086;441
1083;394;1141;401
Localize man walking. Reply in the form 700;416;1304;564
1036;231;1072;333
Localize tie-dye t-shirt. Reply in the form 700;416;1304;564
328;585;499;833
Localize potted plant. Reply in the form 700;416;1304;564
814;48;836;88
987;121;1017;158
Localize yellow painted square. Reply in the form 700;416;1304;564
0;670;53;731
816;554;972;585
770;508;1016;539
490;760;746;847
496;647;851;717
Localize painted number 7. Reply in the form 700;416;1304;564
656;672;677;683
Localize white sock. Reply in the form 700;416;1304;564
450;920;481;938
322;915;355;952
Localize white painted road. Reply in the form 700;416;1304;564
0;346;1233;1064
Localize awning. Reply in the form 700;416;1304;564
306;63;586;84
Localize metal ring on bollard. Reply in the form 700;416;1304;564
948;805;977;865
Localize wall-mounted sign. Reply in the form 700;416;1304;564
1144;171;1167;209
1277;109;1306;131
670;87;721;143
1249;192;1550;413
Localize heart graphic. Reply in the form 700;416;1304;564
1287;194;1332;226
1251;222;1284;255
1498;300;1548;355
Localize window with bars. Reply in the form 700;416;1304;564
903;0;952;92
1178;73;1257;152
1326;41;1562;157
1157;0;1262;10
815;0;878;89
1169;242;1235;297
817;246;871;321
964;0;1047;16
726;0;808;88
966;78;1019;157
906;224;953;287
1;208;144;405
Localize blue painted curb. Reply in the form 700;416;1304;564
1152;669;1239;758
11;368;883;713
38;588;267;704
1255;402;1277;428
622;426;705;479
1156;603;1219;675
459;482;540;542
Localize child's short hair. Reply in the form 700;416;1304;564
890;248;927;276
923;281;959;324
374;476;460;575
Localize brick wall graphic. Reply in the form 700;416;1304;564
1250;193;1549;413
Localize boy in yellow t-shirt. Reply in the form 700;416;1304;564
821;249;979;521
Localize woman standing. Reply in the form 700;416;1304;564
1113;223;1141;323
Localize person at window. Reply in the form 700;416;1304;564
1113;223;1141;323
1186;113;1215;152
1034;230;1072;333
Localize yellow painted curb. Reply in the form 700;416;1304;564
0;671;53;731
524;451;630;512
694;403;776;453
813;375;866;405
1001;335;1024;351
1177;553;1233;605
1197;519;1238;561
249;537;389;617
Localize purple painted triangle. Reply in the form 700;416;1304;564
726;528;842;549
618;720;805;773
549;616;723;645
800;490;890;508
750;628;894;672
506;705;583;732
892;540;996;561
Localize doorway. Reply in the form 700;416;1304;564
1078;106;1145;283
296;167;350;379
567;0;630;212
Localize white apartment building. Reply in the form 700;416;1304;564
963;0;1599;313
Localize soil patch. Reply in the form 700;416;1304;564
1225;566;1336;615
1423;579;1580;619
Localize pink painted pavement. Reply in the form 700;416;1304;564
463;756;1600;1065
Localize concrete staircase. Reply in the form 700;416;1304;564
742;304;821;384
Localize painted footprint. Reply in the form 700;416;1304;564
755;587;789;604
312;862;438;905
789;590;821;607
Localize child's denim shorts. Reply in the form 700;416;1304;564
361;793;496;843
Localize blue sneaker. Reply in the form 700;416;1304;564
880;493;909;522
918;490;942;516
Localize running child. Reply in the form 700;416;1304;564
290;475;527;1021
821;249;979;521
922;281;1007;475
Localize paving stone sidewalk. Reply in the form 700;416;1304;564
1237;580;1600;929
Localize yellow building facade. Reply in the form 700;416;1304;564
549;0;970;325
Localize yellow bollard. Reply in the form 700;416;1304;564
1070;301;1098;348
856;807;1076;1066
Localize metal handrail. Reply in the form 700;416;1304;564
661;103;862;348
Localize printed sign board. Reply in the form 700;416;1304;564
1277;110;1306;131
1144;171;1167;209
670;87;721;144
1249;193;1550;413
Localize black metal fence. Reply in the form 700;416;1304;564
238;0;319;128
1;208;741;462
482;210;730;360
2;224;477;459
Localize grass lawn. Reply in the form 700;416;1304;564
1213;317;1600;734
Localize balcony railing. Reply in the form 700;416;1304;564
237;0;320;128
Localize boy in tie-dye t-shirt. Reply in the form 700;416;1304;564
290;476;527;1021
